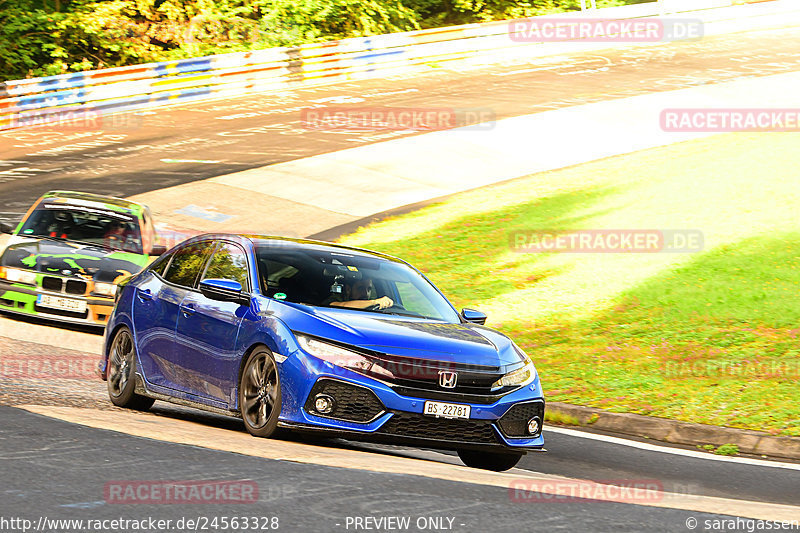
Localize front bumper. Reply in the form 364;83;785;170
0;280;113;327
281;374;545;452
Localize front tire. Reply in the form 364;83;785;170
107;327;155;410
239;346;282;438
457;449;523;471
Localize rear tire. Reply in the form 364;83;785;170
107;327;155;411
457;449;523;471
239;346;282;438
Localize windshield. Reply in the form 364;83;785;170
256;244;460;322
18;204;143;254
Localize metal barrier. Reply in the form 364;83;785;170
0;0;740;130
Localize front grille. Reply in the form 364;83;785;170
497;401;545;438
365;353;507;397
304;379;385;423
39;276;88;296
390;385;510;405
65;280;87;295
378;413;499;444
42;276;63;291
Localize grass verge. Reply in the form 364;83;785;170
339;131;800;436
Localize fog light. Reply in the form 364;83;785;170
314;394;335;414
527;417;541;435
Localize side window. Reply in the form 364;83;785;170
202;242;249;290
163;241;213;288
149;253;170;277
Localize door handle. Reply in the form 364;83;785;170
137;289;153;301
180;304;196;317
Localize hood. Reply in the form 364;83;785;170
0;237;148;283
284;303;522;368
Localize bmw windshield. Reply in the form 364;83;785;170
256;243;461;323
18;204;143;254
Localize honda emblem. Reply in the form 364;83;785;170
438;371;457;389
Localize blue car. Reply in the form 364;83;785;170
99;234;544;471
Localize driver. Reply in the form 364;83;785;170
329;276;393;310
104;219;132;249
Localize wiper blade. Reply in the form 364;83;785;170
381;310;423;318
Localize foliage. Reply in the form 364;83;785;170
259;0;420;44
713;444;739;456
0;0;642;81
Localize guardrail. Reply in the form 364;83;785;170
0;0;754;130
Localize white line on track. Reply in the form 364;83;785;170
545;426;800;470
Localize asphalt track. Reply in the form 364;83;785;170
0;406;764;533
1;20;800;531
1;334;799;514
2;25;800;225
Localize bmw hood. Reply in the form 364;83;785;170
295;306;524;368
0;236;148;283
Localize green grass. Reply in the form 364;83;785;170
339;132;800;436
544;411;582;426
713;444;740;456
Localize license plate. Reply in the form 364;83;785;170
38;294;87;313
423;401;471;419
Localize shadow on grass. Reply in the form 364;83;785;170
499;233;800;434
587;232;800;342
361;185;620;305
502;232;800;346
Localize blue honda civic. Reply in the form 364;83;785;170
98;234;544;471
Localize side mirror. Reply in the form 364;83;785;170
199;278;251;306
462;308;487;325
150;244;167;256
0;222;13;234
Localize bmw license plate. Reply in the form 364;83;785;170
37;294;87;313
423;401;470;419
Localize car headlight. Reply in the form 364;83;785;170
492;359;537;388
493;342;538;388
93;282;118;297
296;334;375;374
0;267;37;285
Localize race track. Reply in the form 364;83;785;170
1;16;799;532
